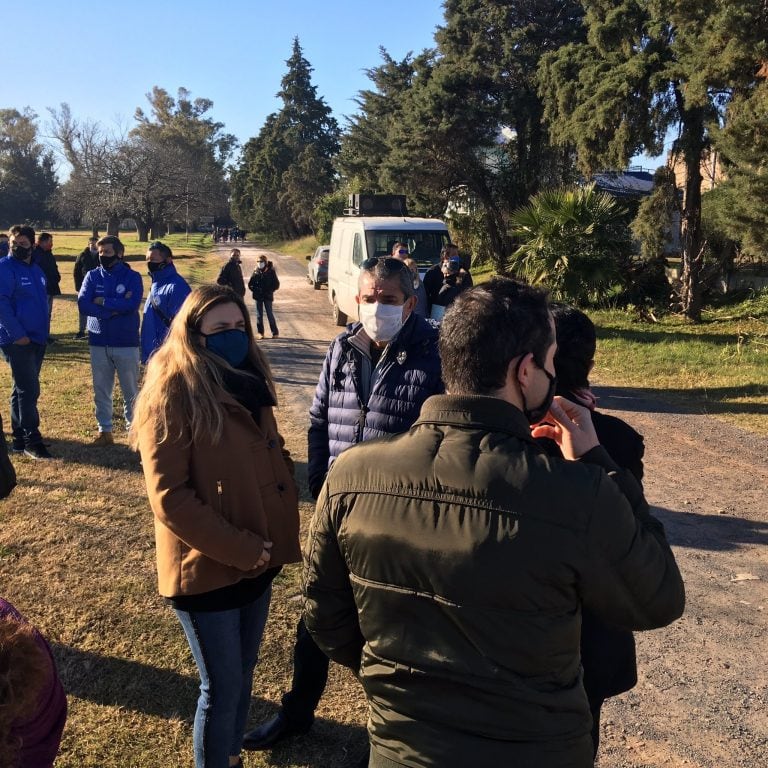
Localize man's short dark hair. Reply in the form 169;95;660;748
148;241;172;259
550;303;596;392
439;277;553;395
96;235;125;257
359;257;414;300
9;225;35;243
37;232;52;245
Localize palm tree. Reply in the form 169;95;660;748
509;184;633;305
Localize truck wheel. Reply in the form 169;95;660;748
332;295;347;326
313;279;321;290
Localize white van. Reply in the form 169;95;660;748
327;201;450;325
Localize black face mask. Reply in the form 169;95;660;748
99;255;119;270
516;355;558;425
11;245;31;260
147;261;168;275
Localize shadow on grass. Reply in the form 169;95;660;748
597;324;766;346
652;506;768;551
34;438;144;472
53;643;368;766
249;703;368;768
594;385;768;416
52;643;199;719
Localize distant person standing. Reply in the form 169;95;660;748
74;236;100;338
429;252;472;321
217;249;245;297
32;233;61;343
0;225;52;459
403;257;428;317
140;241;191;363
423;243;473;316
0;233;9;258
247;253;280;339
78;235;143;446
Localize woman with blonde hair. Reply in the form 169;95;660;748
130;284;300;768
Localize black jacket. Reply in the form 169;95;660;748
74;248;99;292
217;260;245;297
539;399;645;707
247;263;280;301
304;395;684;768
32;246;61;296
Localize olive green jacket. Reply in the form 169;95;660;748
303;394;684;768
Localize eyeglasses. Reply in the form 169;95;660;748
361;257;407;272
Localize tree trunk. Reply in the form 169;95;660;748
678;109;706;322
149;223;163;240
107;215;120;237
474;181;511;272
135;219;150;242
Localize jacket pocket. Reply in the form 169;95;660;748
214;477;231;521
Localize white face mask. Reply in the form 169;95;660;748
358;302;405;343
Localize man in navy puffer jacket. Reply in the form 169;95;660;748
244;257;443;756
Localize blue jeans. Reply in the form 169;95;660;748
255;300;278;336
0;342;46;446
89;345;140;432
175;588;272;768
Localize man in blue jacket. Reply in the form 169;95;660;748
140;241;190;364
78;236;143;446
0;225;53;459
244;256;443;755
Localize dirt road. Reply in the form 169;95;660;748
222;244;768;767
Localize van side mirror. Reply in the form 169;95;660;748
306;255;311;260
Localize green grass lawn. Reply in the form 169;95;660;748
590;292;768;433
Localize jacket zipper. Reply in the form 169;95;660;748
216;480;223;514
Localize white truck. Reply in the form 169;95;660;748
327;194;450;325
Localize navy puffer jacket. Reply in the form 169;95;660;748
307;313;443;497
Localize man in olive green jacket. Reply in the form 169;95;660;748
303;278;685;768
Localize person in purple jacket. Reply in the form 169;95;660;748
0;597;67;768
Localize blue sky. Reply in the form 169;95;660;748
7;0;444;165
7;0;663;172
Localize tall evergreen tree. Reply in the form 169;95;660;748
539;0;768;321
709;78;768;259
0;109;57;226
337;50;417;192
376;0;584;266
232;38;339;237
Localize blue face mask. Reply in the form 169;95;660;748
203;328;250;368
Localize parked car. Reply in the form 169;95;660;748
308;246;329;289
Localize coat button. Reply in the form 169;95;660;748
277;483;286;492
267;439;277;449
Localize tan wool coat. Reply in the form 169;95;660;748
138;389;301;597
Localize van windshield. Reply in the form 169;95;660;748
365;230;450;269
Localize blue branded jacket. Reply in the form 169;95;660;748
0;256;50;345
140;263;191;363
78;260;143;348
307;313;443;497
